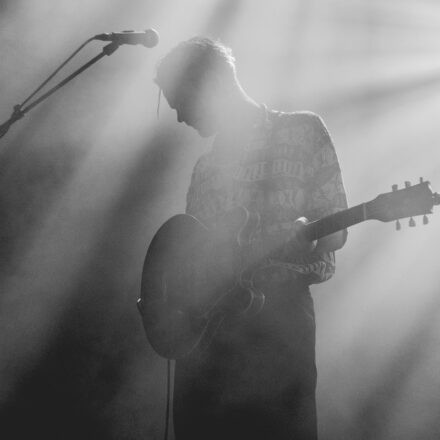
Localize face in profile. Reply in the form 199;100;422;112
162;74;224;138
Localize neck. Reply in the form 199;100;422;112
215;90;262;144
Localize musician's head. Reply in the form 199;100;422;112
155;37;239;137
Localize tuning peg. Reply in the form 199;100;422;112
423;215;429;225
409;217;416;227
405;181;411;188
395;220;401;231
420;177;424;183
392;184;398;192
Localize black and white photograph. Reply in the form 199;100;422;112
0;1;439;439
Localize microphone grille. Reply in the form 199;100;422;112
144;28;159;48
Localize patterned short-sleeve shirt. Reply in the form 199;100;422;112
185;108;348;285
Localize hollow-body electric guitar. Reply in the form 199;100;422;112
138;179;439;359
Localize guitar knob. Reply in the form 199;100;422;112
423;215;429;225
395;220;401;231
392;184;398;192
405;181;411;188
409;217;416;227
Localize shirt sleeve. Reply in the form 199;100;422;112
306;114;348;221
262;113;348;285
302;114;348;284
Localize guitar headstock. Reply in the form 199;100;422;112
367;178;440;228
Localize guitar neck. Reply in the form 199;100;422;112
303;203;369;242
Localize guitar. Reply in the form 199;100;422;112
138;179;439;359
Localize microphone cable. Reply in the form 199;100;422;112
163;359;172;440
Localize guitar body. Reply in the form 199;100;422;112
138;180;439;359
138;206;264;359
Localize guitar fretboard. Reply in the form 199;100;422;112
303;203;368;242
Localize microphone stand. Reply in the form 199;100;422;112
0;41;119;139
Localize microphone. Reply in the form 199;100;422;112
94;29;159;48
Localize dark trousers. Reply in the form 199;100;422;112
173;282;318;440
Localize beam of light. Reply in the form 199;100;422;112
0;0;175;406
0;0;238;430
1;0;440;439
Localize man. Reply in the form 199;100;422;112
154;37;347;440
